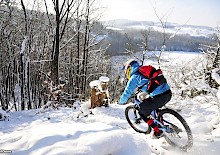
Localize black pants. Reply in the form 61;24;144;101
139;89;172;122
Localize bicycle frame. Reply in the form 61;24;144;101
134;97;174;134
151;114;173;133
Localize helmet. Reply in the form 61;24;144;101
122;59;139;80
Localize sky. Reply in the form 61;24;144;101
21;0;219;27
99;0;220;27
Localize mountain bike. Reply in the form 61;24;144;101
125;95;193;151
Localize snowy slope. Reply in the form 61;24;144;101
1;51;220;155
0;99;220;155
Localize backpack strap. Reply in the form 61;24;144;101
149;68;157;78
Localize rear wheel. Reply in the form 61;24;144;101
158;108;193;151
125;105;151;134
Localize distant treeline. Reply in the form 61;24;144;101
105;29;217;56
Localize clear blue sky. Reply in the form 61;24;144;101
100;0;220;27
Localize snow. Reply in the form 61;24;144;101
103;20;216;37
106;26;123;31
99;76;110;83
20;36;28;54
0;104;150;155
212;68;220;85
1;99;220;155
1;51;220;155
89;80;100;88
89;76;109;88
0;108;9;121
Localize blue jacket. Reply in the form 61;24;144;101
119;62;170;105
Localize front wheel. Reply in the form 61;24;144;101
125;105;151;134
158;108;193;151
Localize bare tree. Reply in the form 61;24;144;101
139;28;152;64
152;6;172;66
81;0;90;95
0;0;14;110
152;5;188;67
20;0;28;110
44;0;77;84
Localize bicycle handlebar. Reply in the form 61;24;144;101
134;97;141;105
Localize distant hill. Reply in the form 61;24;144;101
101;19;217;56
102;19;216;37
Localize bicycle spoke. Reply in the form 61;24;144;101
125;105;151;134
158;108;193;151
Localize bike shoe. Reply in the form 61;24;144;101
152;130;164;139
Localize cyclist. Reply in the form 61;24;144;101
119;59;172;138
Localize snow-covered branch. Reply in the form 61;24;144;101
212;68;220;85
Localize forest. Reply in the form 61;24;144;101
0;0;111;111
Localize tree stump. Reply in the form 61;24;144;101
89;76;110;108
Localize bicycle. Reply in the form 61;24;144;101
125;94;193;151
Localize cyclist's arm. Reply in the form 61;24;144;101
119;75;139;105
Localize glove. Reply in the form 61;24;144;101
137;92;149;102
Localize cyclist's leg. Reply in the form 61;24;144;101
139;89;172;116
138;90;172;135
138;101;161;134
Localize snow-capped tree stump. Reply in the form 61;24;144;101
89;76;110;109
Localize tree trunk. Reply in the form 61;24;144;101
5;65;10;110
81;0;90;96
20;53;25;110
13;59;17;111
76;18;81;95
27;62;32;110
51;0;60;84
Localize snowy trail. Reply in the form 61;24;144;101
1;96;220;155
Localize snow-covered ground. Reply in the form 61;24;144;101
0;99;220;155
1;51;220;155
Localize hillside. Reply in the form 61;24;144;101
102;19;217;56
103;19;216;37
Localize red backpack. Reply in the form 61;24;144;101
138;65;167;93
